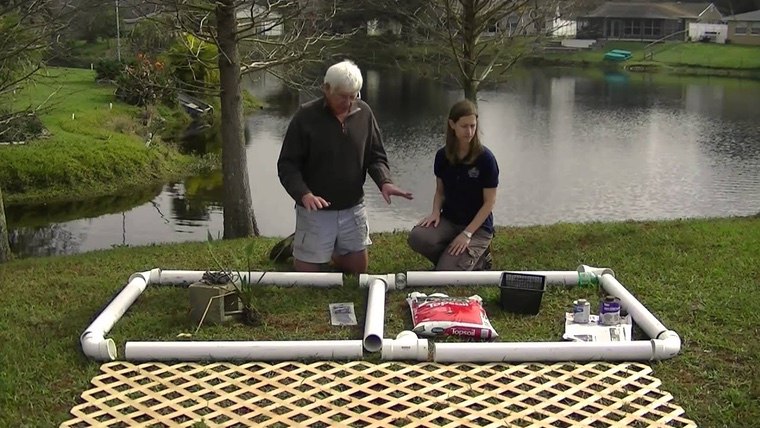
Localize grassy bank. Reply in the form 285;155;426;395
1;216;758;426
0;67;195;205
535;41;760;76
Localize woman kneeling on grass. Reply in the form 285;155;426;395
408;99;499;271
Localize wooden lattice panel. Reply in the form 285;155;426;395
61;361;696;428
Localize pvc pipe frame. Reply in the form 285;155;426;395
81;266;680;363
81;269;346;361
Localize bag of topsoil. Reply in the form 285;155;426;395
406;292;498;340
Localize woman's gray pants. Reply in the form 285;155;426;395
407;217;493;271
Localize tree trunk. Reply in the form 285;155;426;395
461;0;479;103
463;79;479;104
216;0;259;238
0;186;11;263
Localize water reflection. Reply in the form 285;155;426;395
8;185;224;258
6;185;162;227
7;69;760;258
7;186;162;257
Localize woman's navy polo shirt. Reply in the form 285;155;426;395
434;146;499;233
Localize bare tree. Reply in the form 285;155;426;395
415;0;565;102
141;0;338;238
1;0;74;261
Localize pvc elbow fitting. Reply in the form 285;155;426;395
653;330;681;360
127;268;154;290
81;332;117;361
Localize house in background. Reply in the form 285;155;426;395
236;4;283;37
725;9;760;45
577;2;722;41
549;5;579;38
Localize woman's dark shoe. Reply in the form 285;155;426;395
475;246;493;271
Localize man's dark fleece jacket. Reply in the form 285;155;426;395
277;97;393;210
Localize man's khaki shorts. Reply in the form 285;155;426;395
293;203;372;264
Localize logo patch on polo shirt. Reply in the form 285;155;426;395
468;167;480;178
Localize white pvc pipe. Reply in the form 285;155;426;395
600;273;681;358
381;331;429;361
600;273;667;338
404;270;583;287
125;340;364;361
153;269;344;287
363;278;388;352
433;341;657;363
150;269;204;285
81;270;152;361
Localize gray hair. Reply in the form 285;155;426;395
323;60;363;94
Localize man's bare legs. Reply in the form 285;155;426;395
293;249;367;274
332;249;368;275
293;259;323;272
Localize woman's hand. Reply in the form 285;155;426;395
448;232;471;256
417;212;440;227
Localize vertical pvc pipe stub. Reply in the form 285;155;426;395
364;335;383;353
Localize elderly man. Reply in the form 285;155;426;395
277;60;412;274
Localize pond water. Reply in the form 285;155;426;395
8;68;760;257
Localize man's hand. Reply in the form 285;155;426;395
381;183;413;204
301;193;330;211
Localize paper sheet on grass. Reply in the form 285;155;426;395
329;303;357;326
563;313;632;342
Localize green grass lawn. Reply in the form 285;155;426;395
0;67;193;204
0;216;758;426
540;41;760;72
57;38;122;69
652;42;760;69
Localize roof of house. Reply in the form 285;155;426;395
725;9;760;21
583;2;713;19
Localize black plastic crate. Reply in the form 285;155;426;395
499;272;547;315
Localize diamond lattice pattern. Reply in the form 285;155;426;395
61;361;696;427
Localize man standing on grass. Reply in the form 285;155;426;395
277;60;412;274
